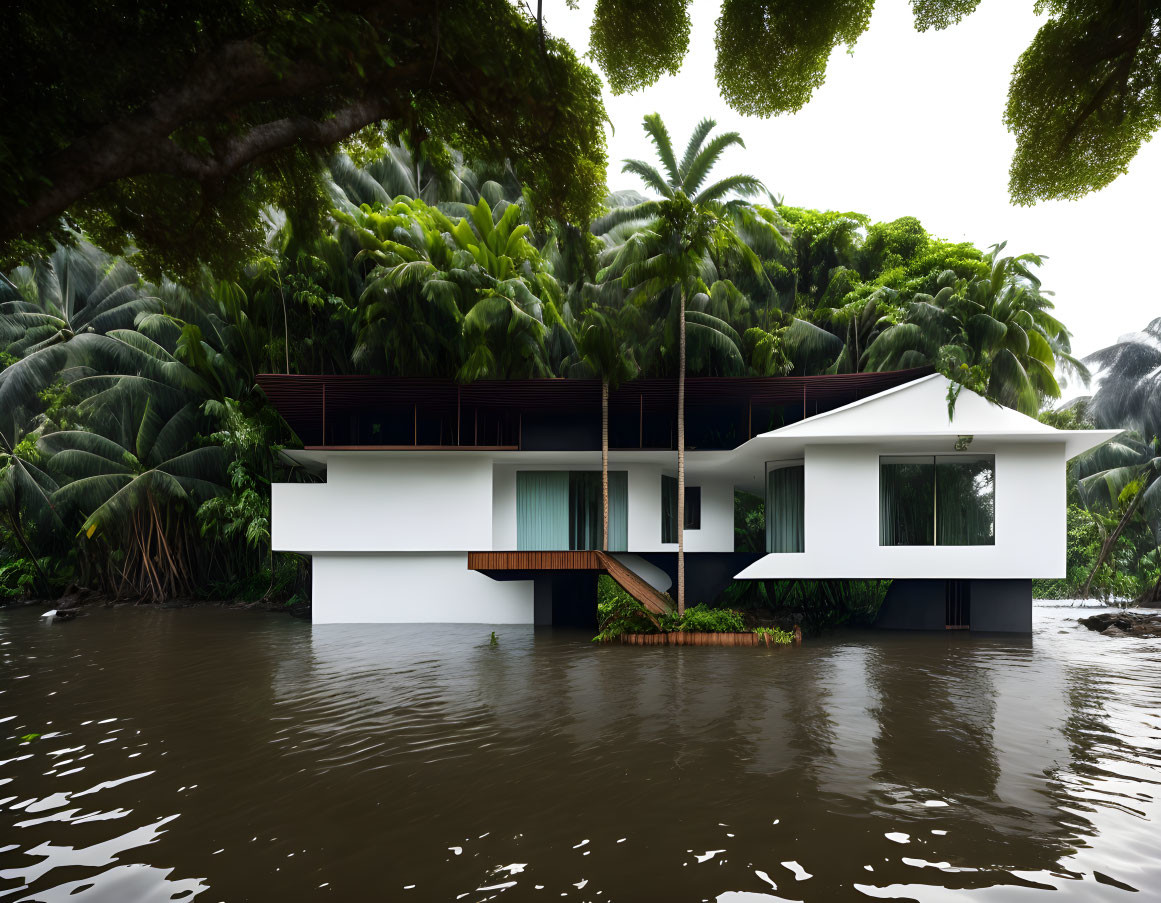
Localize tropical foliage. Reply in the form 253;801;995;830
5;0;1157;282
0;120;1092;610
1036;319;1161;604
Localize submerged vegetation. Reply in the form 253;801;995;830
596;575;834;642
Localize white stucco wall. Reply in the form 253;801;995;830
626;468;734;553
491;463;736;553
312;553;534;623
272;454;494;553
738;442;1067;580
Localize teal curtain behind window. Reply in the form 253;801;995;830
517;471;628;551
766;464;805;553
517;471;569;550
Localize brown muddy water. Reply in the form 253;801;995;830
1;604;1159;902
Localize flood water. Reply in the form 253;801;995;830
1;604;1159;902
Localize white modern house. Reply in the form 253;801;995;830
262;369;1117;632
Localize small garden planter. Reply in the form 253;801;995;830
617;627;802;647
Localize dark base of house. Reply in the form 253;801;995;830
526;554;763;630
533;572;599;629
473;552;763;630
633;552;763;607
875;578;1032;634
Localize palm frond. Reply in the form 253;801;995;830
681;131;745;195
621;160;673;198
642;113;679;187
678;118;717;183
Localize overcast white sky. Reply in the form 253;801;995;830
543;0;1160;394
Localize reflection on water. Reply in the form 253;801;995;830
1;604;1159;901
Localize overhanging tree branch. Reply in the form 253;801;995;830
0;31;417;246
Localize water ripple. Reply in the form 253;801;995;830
1;604;1159;900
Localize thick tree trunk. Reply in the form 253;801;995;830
678;287;686;617
602;378;609;552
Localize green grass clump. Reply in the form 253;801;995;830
753;626;794;645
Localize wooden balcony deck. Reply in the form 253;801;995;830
467;550;674;615
467;551;600;571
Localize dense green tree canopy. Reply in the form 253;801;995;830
6;0;1158;283
0;0;607;277
597;0;1161;205
1005;0;1161;204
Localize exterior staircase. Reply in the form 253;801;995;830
595;551;675;616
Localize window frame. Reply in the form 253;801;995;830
661;474;701;542
765;459;805;553
684;486;701;530
878;453;996;547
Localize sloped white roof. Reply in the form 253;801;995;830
754;373;1118;460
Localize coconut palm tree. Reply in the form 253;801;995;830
327;140;479;210
864;245;1086;414
1073;318;1161;598
599;114;779;614
40;399;226;602
1073;433;1161;600
570;307;637;550
1086;317;1161;444
339;196;561;379
0;244;159;444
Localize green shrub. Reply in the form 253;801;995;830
753;626;794;645
595;580;750;641
594;575;657;642
662;603;745;633
0;557;43;600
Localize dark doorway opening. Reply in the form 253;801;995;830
533;572;598;630
945;580;971;629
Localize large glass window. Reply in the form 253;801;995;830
935;456;995;546
661;476;700;542
517;471;627;550
879;455;994;546
766;462;805;553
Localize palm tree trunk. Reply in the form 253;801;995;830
601;377;609;552
677;286;686;617
279;281;290;374
1080;481;1147;598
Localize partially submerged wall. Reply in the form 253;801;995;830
876;578;1032;633
312;553;533;624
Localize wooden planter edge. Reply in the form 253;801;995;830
616;628;802;647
